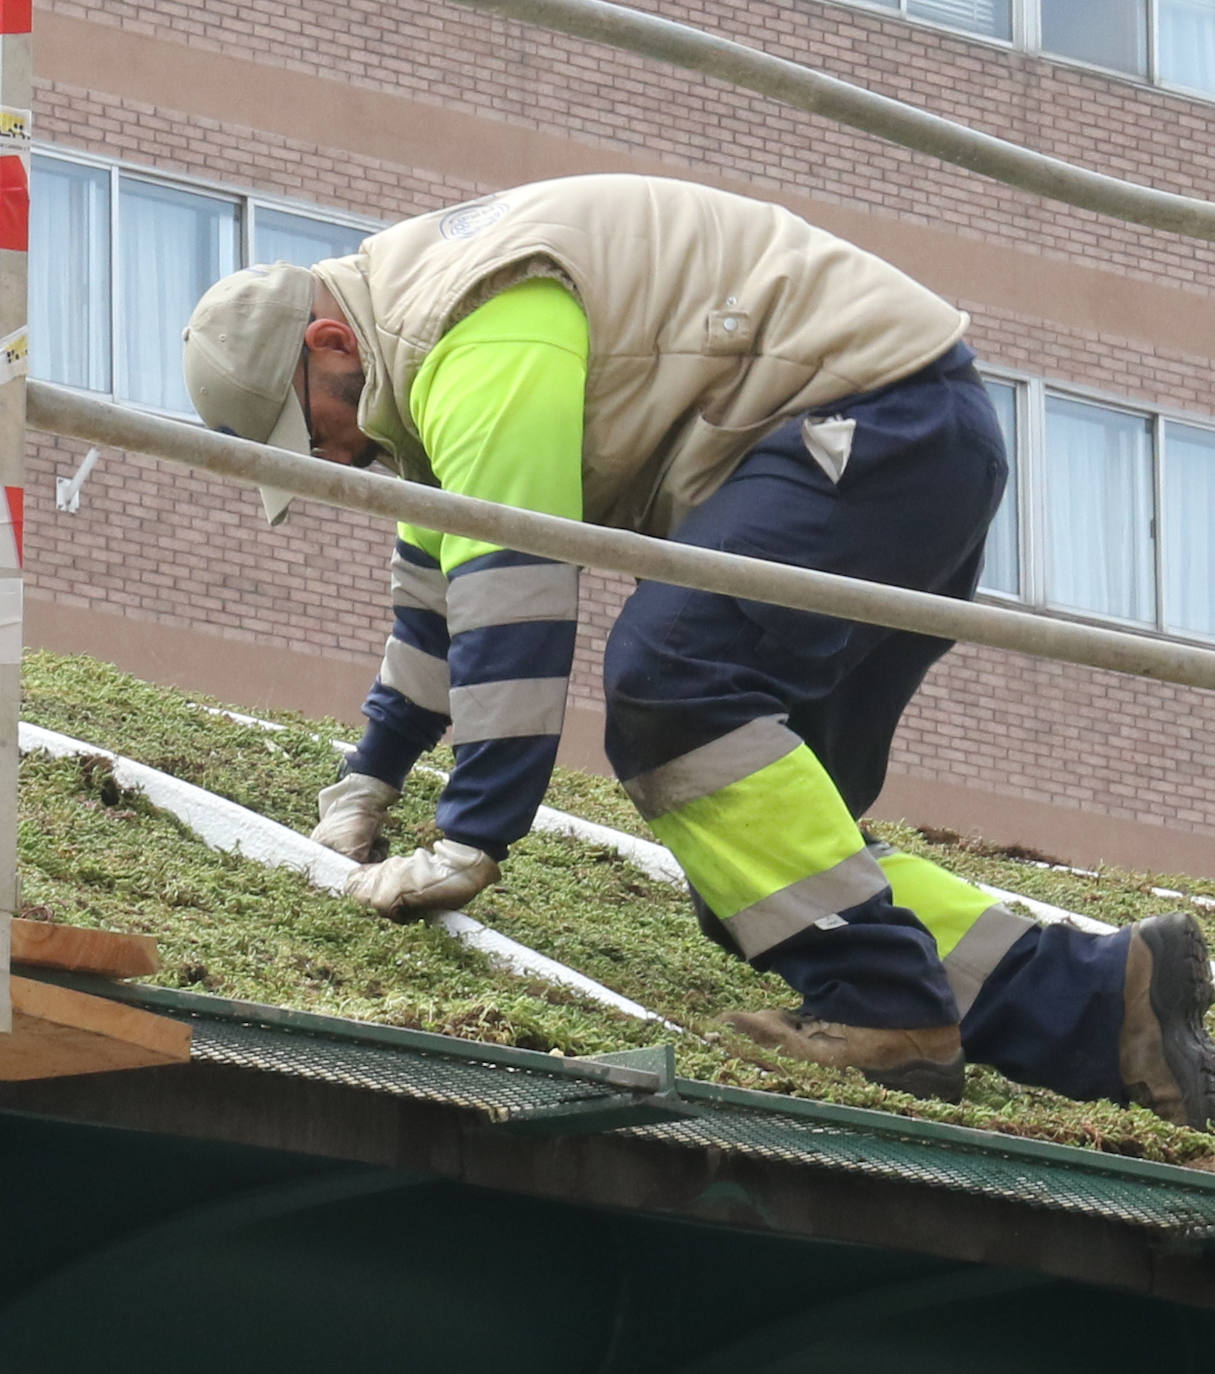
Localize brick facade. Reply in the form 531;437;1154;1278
26;0;1215;875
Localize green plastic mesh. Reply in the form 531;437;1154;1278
173;1005;1215;1241
187;1012;628;1114
630;1108;1215;1236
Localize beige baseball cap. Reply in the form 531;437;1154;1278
182;262;315;526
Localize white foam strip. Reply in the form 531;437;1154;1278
197;706;1215;953
21;722;348;890
201;705;684;883
531;804;685;884
18;721;674;1027
976;884;1116;936
432;909;673;1025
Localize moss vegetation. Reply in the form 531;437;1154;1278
18;649;1215;1167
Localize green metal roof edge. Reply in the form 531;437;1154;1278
27;970;1215;1196
672;1074;1215;1189
19;970;663;1094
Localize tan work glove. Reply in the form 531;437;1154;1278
310;771;401;862
345;839;501;919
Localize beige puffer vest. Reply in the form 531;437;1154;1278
314;174;968;536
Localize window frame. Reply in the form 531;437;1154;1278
972;369;1025;603
829;0;1215;102
977;369;1215;648
31;143;385;418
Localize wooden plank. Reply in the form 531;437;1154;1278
10;919;159;978
0;976;191;1080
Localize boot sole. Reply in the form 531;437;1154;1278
863;1053;966;1105
1138;912;1215;1130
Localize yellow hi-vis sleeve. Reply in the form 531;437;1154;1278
403;277;588;572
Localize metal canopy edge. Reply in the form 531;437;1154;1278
12;969;1215;1247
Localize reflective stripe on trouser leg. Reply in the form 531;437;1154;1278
868;838;1133;1099
866;840;1035;1017
626;719;958;1025
624;717;888;960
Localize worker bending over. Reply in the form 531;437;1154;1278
183;174;1215;1126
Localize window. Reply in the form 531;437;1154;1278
980;380;1019;596
118;179;240;415
1162;421;1215;637
843;0;1215;98
1158;0;1215;94
861;0;1011;40
29;158;110;392
981;378;1215;645
252;207;366;268
1044;396;1155;625
1040;0;1148;77
909;0;1011;40
30;149;381;416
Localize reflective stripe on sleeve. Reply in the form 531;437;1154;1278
624;716;799;821
381;636;451;715
448;560;579;634
450;675;569;744
390;546;448;615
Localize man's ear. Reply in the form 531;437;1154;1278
303;317;359;358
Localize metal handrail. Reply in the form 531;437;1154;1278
450;0;1215;240
29;381;1215;692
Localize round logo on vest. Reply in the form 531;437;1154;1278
439;197;511;240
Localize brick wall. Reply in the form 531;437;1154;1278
26;0;1215;865
40;0;1215;289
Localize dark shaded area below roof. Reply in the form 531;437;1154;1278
2;975;1215;1362
2;1108;1215;1374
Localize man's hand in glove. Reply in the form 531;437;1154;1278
310;771;401;863
345;839;501;919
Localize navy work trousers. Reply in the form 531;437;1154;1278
603;344;1132;1103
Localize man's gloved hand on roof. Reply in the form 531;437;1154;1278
310;770;400;863
344;840;501;919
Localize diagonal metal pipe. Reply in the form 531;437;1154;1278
28;380;1215;692
448;0;1215;241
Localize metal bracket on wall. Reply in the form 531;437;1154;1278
489;1043;699;1136
55;447;101;514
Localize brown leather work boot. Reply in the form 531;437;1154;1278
1119;912;1215;1130
721;1008;965;1103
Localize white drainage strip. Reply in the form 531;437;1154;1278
203;705;687;885
18;722;674;1028
199;707;1215;956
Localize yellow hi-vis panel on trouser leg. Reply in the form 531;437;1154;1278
648;743;872;934
874;847;1038;1016
875;850;995;959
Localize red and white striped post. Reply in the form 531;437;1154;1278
0;0;30;1033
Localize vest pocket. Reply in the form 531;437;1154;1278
651;409;791;533
704;308;754;355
